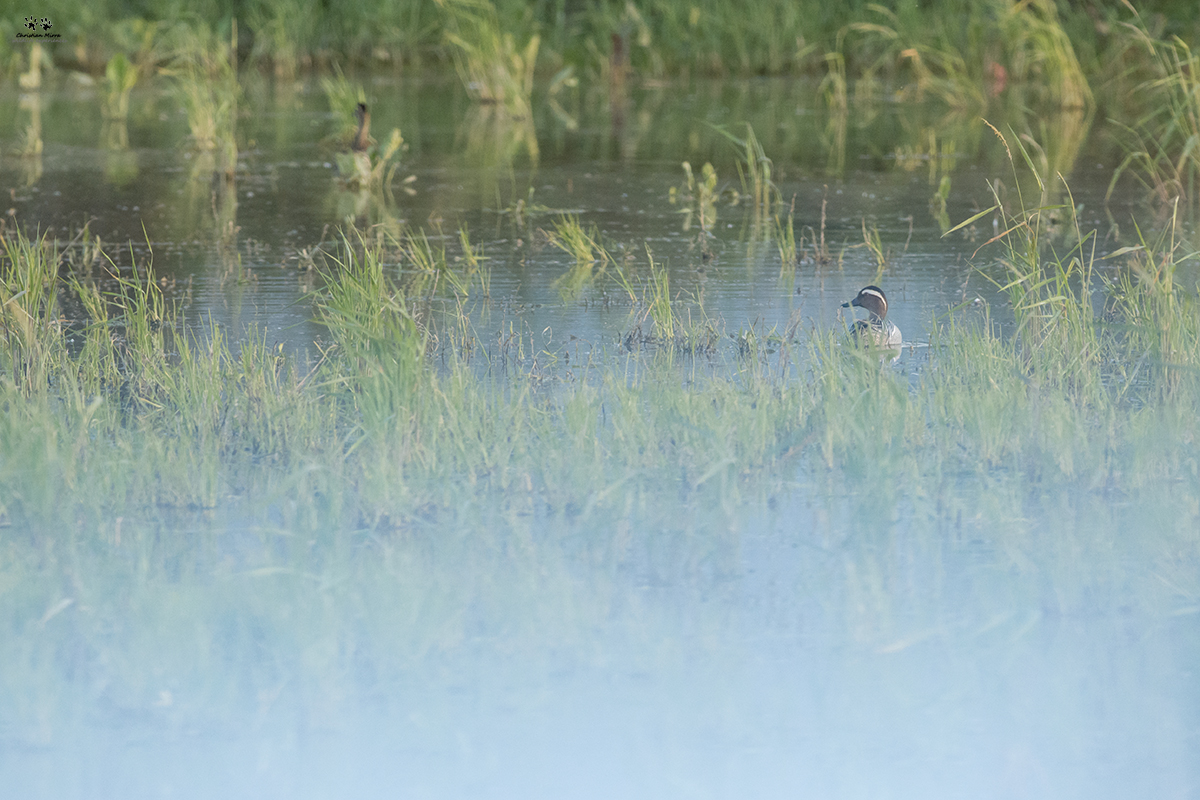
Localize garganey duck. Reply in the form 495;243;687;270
842;285;902;348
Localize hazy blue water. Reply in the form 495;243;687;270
6;491;1195;799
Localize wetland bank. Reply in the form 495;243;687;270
3;2;1200;798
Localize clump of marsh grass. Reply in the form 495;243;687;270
950;129;1104;405
456;225;491;298
930;174;952;233
437;0;539;119
103;53;139;122
404;227;458;298
0;224;328;523
545;214;606;267
845;0;1090;111
940;124;1200;482
645;246;674;341
17;42;48;89
102;53;140;151
327;224;490;305
1108;17;1200;206
321;65;368;143
248;0;319;77
714;123;780;217
0;229;65;394
846;6;984;110
14;91;44;165
163;22;241;176
315;231;427;436
998;0;1092;110
860;220;889;283
544;214;611;301
671;161;719;236
1103;207;1200;400
613;246;719;355
774;195;798;278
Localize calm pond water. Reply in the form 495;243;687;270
2;74;1197;799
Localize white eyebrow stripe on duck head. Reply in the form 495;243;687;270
860;288;886;304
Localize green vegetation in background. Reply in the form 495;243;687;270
7;1;1200;206
2;1;1196;89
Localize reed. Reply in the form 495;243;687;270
457;225;491;298
1104;208;1200;400
860;219;888;283
999;0;1092;109
545;214;601;266
947;131;1105;413
846;6;983;110
315;232;427;442
930;174;952;233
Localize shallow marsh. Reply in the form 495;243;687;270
1;72;1199;799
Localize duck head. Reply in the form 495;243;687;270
842;285;889;322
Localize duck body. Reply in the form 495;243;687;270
352;103;371;152
843;285;902;347
848;317;903;347
334;103;375;190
